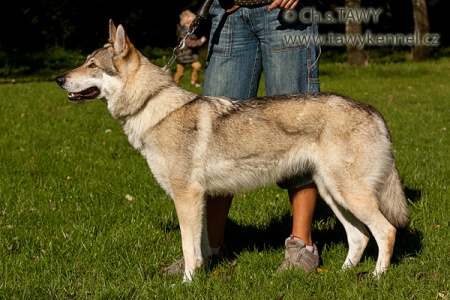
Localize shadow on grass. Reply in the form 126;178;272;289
222;186;423;268
393;186;423;263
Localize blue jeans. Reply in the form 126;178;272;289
203;1;320;189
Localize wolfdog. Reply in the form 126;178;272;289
56;20;409;282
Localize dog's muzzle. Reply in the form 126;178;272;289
55;75;100;102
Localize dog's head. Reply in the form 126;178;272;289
55;20;134;104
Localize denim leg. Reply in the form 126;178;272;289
250;4;321;95
203;2;263;99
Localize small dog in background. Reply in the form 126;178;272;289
173;10;207;87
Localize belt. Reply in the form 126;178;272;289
221;0;274;13
234;0;273;5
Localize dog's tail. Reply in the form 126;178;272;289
378;162;409;229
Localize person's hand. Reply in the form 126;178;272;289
200;36;207;43
268;0;299;11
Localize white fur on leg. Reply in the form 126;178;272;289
174;188;207;283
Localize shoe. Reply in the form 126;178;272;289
162;245;228;276
162;256;185;276
191;81;202;87
277;234;319;274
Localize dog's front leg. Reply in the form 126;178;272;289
174;187;208;282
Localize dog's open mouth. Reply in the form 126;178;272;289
68;87;100;102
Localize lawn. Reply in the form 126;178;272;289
0;57;449;299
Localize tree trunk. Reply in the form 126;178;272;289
412;0;430;61
345;0;366;66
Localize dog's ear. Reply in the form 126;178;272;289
109;19;117;44
113;25;129;56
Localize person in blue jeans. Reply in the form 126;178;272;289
164;0;321;275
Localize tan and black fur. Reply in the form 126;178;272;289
56;20;409;282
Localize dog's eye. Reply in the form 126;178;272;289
88;63;97;68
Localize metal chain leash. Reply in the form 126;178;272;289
165;17;201;68
165;0;214;70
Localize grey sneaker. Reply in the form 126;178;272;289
162;256;185;276
162;245;228;276
277;234;319;274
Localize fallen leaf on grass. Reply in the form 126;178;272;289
40;241;46;254
7;240;19;251
357;271;370;282
356;271;379;288
416;271;441;279
317;267;328;273
212;258;237;282
140;263;148;271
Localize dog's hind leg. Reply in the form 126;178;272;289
335;188;397;277
319;190;370;270
173;187;210;282
362;212;396;277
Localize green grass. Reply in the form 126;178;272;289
0;57;449;299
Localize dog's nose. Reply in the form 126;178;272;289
55;76;65;87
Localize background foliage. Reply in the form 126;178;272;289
2;0;449;51
0;0;449;78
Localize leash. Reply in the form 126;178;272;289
164;0;214;70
